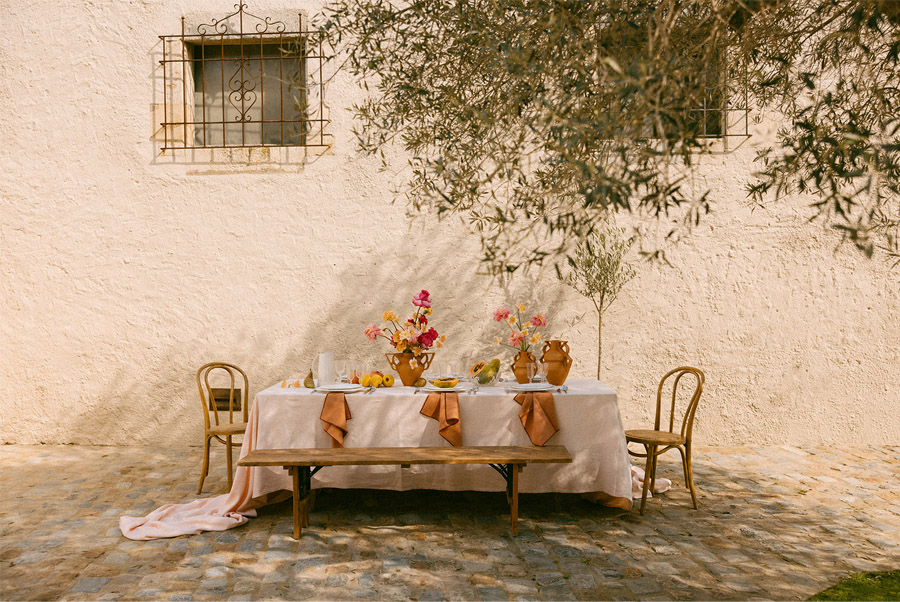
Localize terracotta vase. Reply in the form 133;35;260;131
510;351;537;385
541;340;572;386
385;352;435;386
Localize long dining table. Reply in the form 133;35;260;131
244;378;633;508
120;377;634;540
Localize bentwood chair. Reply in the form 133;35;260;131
625;366;705;515
196;362;249;494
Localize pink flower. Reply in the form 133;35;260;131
412;289;432;308
493;307;511;322
530;313;547;327
508;331;526;347
364;323;382;341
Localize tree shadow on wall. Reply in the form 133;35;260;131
72;223;575;446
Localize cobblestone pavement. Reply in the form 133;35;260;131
1;444;897;601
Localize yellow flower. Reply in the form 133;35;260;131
529;334;543;344
436;341;443;349
382;310;397;322
518;303;526;312
524;321;531;328
396;341;407;352
424;307;433;316
494;337;501;345
521;328;528;337
507;316;516;325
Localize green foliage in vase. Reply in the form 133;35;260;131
317;0;900;272
561;226;636;378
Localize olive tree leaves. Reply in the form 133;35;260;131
318;0;900;271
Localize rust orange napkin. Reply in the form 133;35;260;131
420;392;462;447
320;392;351;448
514;392;560;446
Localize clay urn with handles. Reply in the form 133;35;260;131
386;352;434;386
510;351;537;385
540;340;572;385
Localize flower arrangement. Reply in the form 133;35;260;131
365;289;446;355
493;303;547;352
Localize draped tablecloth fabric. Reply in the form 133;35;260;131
121;378;632;540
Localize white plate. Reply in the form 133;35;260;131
316;383;365;393
422;384;469;393
508;383;554;392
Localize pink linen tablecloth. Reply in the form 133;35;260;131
121;378;632;540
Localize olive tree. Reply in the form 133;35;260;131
562;227;636;378
317;0;900;272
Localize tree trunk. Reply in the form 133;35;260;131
597;310;603;380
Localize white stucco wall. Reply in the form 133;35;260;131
1;0;897;446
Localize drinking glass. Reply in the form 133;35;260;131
335;360;348;383
536;361;548;383
526;361;538;383
445;362;459;379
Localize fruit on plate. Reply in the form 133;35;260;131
303;370;315;388
414;377;427;387
431;377;459;388
470;358;501;385
383;374;395;387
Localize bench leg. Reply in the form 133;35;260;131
289;466;314;539
510;463;520;536
291;467;302;539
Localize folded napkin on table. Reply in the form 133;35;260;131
513;392;560;446
420;392;462;447
320;392;352;448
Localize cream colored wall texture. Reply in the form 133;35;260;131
1;1;898;447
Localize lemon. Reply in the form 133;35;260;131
360;374;372;388
370;374;384;388
383;374;395;387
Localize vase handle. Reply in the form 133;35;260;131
417;353;434;370
385;353;400;371
561;341;572;368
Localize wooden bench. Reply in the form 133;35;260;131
238;445;572;538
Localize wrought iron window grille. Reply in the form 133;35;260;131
157;3;329;151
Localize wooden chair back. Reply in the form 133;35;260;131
197;362;250;431
653;366;705;443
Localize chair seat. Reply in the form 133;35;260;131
208;422;248;436
625;429;685;447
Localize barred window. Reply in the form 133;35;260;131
156;4;329;151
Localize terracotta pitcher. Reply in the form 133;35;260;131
510;351;537;384
385;352;434;386
541;340;572;386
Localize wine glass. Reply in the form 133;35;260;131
526;361;538;383
335;359;348;384
536;361;548;383
444;362;459;379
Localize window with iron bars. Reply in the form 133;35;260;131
596;22;748;143
157;4;329;151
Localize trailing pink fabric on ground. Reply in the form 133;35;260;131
119;400;287;540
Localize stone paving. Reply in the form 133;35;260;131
1;444;898;601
